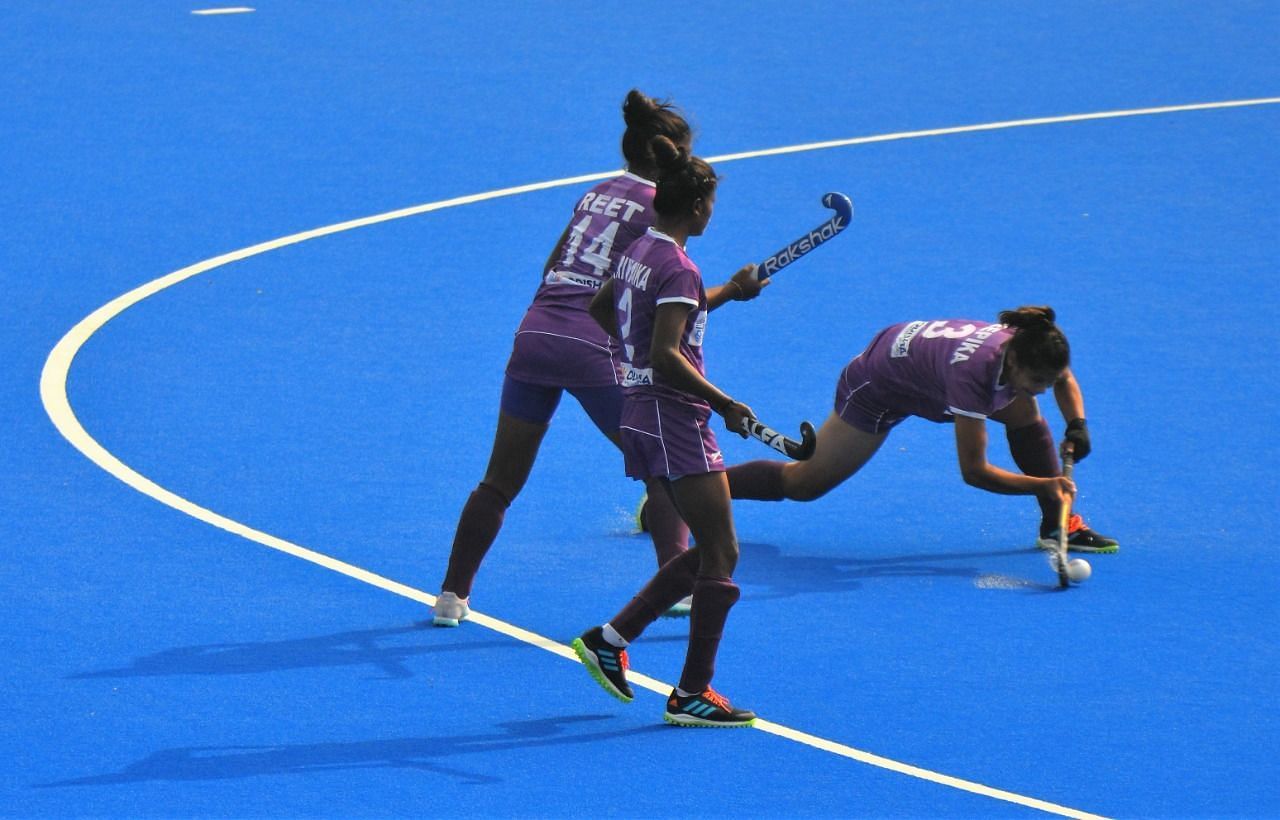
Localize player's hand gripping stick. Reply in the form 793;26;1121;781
741;417;817;461
755;192;853;280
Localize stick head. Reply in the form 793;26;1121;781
790;421;817;460
821;192;854;227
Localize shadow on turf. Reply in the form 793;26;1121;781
67;544;1057;683
67;625;528;681
34;715;664;788
735;540;1060;595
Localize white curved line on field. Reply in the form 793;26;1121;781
41;96;1279;819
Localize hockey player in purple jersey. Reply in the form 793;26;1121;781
572;135;767;728
431;91;753;627
729;307;1118;553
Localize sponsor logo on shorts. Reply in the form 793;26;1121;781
622;365;653;387
708;449;723;464
891;321;927;358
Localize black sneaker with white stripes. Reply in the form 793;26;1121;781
571;627;633;702
664;687;756;728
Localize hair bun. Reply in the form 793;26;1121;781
622;89;657;127
999;305;1056;329
649;134;687;171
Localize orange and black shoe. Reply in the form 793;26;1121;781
571;627;633;703
1038;513;1120;554
664;687;756;728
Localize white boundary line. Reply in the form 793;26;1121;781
39;97;1279;819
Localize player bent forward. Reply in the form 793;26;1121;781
729;307;1118;553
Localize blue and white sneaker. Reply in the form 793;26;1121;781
571;627;633;702
664;687;756;728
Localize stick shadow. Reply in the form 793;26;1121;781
736;540;1060;597
68;625;523;681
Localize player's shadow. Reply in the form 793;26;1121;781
67;625;524;682
736;540;1056;596
34;715;662;789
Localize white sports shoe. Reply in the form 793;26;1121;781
662;595;692;618
432;591;470;627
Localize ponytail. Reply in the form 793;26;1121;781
649;134;718;219
1000;305;1069;373
621;90;692;171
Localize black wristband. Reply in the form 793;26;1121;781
1066;418;1087;432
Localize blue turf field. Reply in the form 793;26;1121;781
3;2;1278;817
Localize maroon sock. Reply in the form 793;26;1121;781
609;547;700;642
677;575;741;694
440;482;510;598
644;485;689;567
727;460;786;500
1006;419;1061;532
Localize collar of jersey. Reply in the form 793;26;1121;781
646;227;678;244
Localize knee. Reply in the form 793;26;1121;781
698;538;739;577
777;463;835;502
784;474;833;502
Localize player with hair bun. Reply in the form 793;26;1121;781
431;91;760;627
572;135;767;728
728;306;1118;553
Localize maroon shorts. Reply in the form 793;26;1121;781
504;328;621;388
619;397;724;480
834;356;909;435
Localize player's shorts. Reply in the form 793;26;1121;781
500;375;623;434
619;396;724;481
834;356;909;435
504;327;622;388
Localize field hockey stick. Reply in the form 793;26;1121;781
755;192;854;280
741;417;817;460
1054;443;1076;588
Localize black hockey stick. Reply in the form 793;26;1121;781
741;418;817;460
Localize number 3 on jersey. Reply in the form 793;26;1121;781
922;320;977;339
560;216;620;278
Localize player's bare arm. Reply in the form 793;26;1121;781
540;224;573;278
954;415;1074;500
589;278;621;339
1052;367;1085;422
650;302;753;436
706;263;768;310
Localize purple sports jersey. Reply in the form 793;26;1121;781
505;172;655;387
836;319;1018;432
612;228;709;407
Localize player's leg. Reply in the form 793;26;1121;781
433;378;558;626
728;412;887;502
573;383;690;568
619;475;694;617
662;471;755;727
994;397;1118;553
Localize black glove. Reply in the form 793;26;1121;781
1064;418;1091;461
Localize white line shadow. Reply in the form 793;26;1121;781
40;96;1280;819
